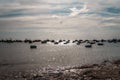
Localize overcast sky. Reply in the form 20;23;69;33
0;0;120;39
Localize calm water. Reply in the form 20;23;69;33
0;42;120;71
0;26;120;40
0;27;120;70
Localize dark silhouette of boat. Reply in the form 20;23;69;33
76;41;81;45
97;43;104;46
89;41;95;44
64;41;70;44
85;44;92;48
101;39;106;42
41;40;47;44
93;39;100;42
54;42;59;45
33;40;41;42
72;40;78;43
118;39;120;42
50;40;55;43
58;40;63;42
24;39;33;43
30;45;37;49
112;39;117;43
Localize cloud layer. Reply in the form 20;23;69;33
0;0;120;39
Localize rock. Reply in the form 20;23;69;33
83;70;92;75
48;71;63;78
113;60;120;64
105;78;112;80
118;71;120;74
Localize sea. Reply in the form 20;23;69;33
0;27;120;71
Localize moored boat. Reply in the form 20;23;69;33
85;44;92;48
30;45;37;49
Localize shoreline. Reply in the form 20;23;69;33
0;59;120;80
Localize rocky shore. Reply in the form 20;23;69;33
0;60;120;80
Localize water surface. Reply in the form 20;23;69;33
0;42;120;71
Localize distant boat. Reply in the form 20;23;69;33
85;44;92;48
89;41;95;44
97;43;104;46
30;45;37;49
54;42;59;44
41;41;47;44
76;42;81;45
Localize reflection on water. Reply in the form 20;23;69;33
0;42;120;70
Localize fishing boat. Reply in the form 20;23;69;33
30;45;37;49
85;44;92;48
97;43;104;46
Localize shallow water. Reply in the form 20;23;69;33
0;42;120;71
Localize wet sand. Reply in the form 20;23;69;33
0;59;120;80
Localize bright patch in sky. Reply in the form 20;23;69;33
69;5;89;17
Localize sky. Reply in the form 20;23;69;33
0;0;120;39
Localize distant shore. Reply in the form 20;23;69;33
0;59;120;80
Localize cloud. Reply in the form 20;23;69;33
51;15;62;19
0;0;120;39
69;5;89;17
